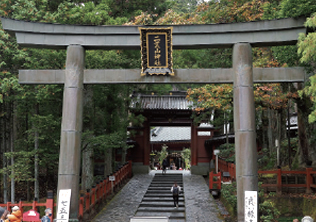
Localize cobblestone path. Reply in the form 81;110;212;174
92;173;154;222
184;173;223;222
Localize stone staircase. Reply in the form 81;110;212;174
135;173;185;222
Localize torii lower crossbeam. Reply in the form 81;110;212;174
18;67;305;84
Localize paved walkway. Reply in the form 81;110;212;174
92;170;223;222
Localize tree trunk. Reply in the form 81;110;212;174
225;112;229;145
267;108;274;155
25;112;31;202
34;103;39;200
104;148;112;177
296;83;314;166
260;109;268;151
8;103;15;203
121;147;127;164
81;143;94;191
1;101;8;203
276;111;281;166
82;85;95;190
11;102;16;203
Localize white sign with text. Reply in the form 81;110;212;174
56;189;71;222
245;191;258;222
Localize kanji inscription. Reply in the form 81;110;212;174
245;191;258;222
139;27;173;76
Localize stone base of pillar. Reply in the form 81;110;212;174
191;163;209;176
132;162;150;174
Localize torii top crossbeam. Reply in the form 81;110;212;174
1;17;306;49
0;17;307;84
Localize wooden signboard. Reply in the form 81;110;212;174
139;27;173;76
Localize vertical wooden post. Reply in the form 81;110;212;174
79;195;84;219
191;124;197;166
306;168;312;194
277;169;282;194
85;191;90;214
143;122;150;166
209;172;214;189
91;186;96;206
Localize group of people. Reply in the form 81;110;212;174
161;159;183;171
0;206;22;222
0;207;52;222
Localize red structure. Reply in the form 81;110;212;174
210;158;316;194
23;210;41;222
0;161;132;222
129;92;220;175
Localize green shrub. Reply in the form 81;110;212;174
220;182;280;221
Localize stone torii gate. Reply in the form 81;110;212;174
0;17;306;221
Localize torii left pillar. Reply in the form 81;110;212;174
57;45;84;221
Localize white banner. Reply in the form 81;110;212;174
245;191;258;222
56;189;72;222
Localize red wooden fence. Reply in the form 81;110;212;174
0;161;132;221
0;191;55;222
78;160;132;220
210;158;316;194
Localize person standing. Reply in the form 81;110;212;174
41;208;52;222
171;182;181;208
162;158;168;174
8;206;22;222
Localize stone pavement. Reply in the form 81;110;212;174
92;170;223;222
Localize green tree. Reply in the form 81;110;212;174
279;0;316;18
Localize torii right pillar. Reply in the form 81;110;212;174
233;43;258;221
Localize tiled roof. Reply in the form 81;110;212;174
150;126;212;142
131;94;193;110
151;127;191;141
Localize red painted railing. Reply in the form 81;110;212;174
258;168;316;194
78;160;132;220
0;161;132;222
0;191;55;222
210;158;316;194
218;158;236;180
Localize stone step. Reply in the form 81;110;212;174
151;180;183;183
147;187;184;190
142;197;184;201
152;178;182;180
147;189;183;195
144;193;184;197
140;203;185;208
135;211;185;219
137;207;185;212
150;183;183;186
153;176;183;179
169;219;185;222
134;173;185;221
